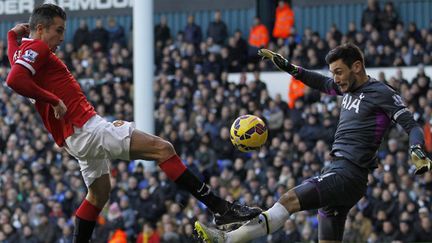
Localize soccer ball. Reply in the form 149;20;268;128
230;115;268;152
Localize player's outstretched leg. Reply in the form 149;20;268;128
159;154;262;224
195;190;299;243
130;130;261;224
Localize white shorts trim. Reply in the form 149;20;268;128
64;115;135;187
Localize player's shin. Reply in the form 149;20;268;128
227;202;289;243
159;155;229;214
73;199;102;243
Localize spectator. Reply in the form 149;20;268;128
379;1;399;32
136;188;164;224
136;222;160;243
34;215;60;243
195;137;218;179
263;100;284;134
272;0;295;40
17;225;39;243
202;53;222;77
272;218;301;242
72;20;90;50
161;222;181;243
346;22;358;41
107;17;126;47
207;10;228;45
180;223;195;242
91;19;109;51
352;211;373;241
361;0;380;28
298;114;324;149
184;15;203;47
108;228;127;243
394;220;416;242
407;22;422;43
329;24;343;43
155;15;171;46
248;17;270;59
2;223;19;242
119;196;135;239
377;221;397;242
226;32;247;70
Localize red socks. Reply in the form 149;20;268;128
75;199;102;221
159;155;187;181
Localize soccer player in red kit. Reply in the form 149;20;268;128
6;4;261;243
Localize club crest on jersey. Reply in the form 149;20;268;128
22;49;38;63
341;93;364;113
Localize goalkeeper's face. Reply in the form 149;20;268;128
329;59;362;93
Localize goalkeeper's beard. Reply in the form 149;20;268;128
344;71;358;93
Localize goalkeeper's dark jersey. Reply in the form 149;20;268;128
295;69;424;169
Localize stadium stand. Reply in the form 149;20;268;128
0;0;431;242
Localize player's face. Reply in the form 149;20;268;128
41;16;65;52
329;59;357;93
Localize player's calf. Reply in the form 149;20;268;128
73;174;110;243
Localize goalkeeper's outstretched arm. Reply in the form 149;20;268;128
258;49;342;96
392;103;431;175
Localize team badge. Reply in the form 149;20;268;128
22;49;38;63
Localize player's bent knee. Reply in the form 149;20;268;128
278;190;301;213
159;139;175;154
130;131;176;162
154;139;175;162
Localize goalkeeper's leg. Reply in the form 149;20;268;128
195;178;332;242
225;190;299;243
317;206;350;243
221;163;367;243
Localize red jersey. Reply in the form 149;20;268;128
7;31;96;146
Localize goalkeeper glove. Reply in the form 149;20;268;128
258;49;299;75
410;144;432;175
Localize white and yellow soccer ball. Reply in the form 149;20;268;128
230;115;268;152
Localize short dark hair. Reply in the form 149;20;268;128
29;4;66;31
325;43;364;68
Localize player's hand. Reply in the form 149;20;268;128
410;144;432;175
11;23;30;38
52;100;67;119
258;49;297;74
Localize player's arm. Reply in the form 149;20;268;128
7;65;60;105
7;24;30;65
6;39;67;119
258;49;342;96
394;109;431;175
379;87;431;174
7;65;67;119
7;31;19;65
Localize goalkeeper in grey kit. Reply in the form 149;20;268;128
195;43;432;243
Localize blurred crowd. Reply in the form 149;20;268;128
0;0;432;242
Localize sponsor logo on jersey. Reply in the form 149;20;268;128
22;49;38;63
341;93;364;113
